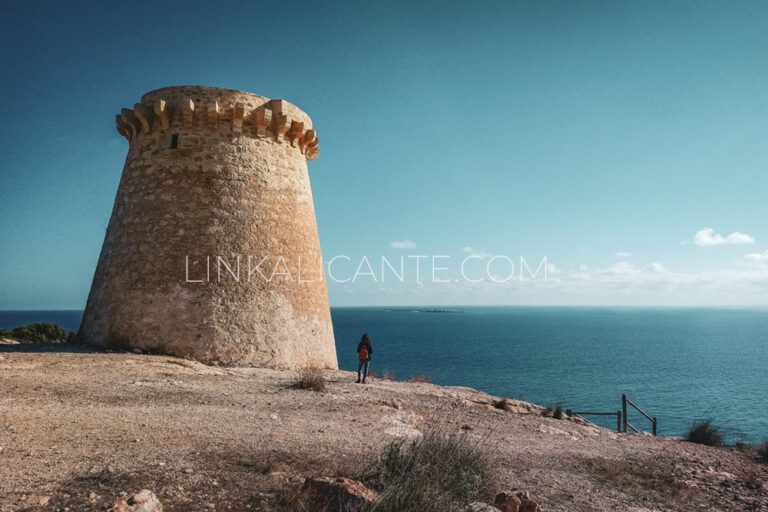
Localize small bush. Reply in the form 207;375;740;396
295;366;326;392
407;376;432;383
66;330;78;344
0;328;13;339
758;440;768;462
492;398;511;411
370;370;395;381
685;420;723;447
542;403;564;419
361;430;493;511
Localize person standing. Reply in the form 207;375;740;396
356;333;373;383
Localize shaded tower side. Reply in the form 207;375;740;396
79;86;337;368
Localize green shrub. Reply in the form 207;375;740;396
361;430;493;511
8;322;68;343
685;420;723;447
0;328;12;339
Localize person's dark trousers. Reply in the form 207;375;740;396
357;359;370;383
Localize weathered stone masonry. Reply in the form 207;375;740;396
79;86;338;368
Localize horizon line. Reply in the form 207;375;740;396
3;304;768;312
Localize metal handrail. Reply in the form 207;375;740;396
622;394;657;435
566;409;622;432
565;395;658;436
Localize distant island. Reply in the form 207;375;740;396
384;308;463;313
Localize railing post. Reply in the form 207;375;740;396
622;394;628;433
653;417;657;436
617;410;621;433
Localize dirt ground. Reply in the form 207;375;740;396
1;345;766;511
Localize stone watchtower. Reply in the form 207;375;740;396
79;86;337;368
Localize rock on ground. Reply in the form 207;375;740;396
110;490;162;512
495;489;543;512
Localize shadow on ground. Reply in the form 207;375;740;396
10;446;357;512
0;343;97;354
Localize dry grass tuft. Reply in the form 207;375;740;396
359;430;495;512
758;440;768;463
407;376;433;383
492;398;512;411
542;403;564;419
685;420;723;447
370;370;396;381
295;366;326;392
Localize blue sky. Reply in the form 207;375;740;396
1;0;767;308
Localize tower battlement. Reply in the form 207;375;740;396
116;86;319;160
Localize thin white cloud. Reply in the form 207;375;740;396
390;240;416;249
328;254;768;306
565;258;768;292
743;250;768;265
462;246;492;259
692;227;755;247
615;252;632;258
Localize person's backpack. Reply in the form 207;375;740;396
359;346;369;360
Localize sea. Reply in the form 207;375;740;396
2;307;766;444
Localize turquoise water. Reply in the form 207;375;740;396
2;307;767;443
331;307;768;443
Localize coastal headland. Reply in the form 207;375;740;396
0;346;765;511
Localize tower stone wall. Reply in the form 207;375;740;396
79;85;337;368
